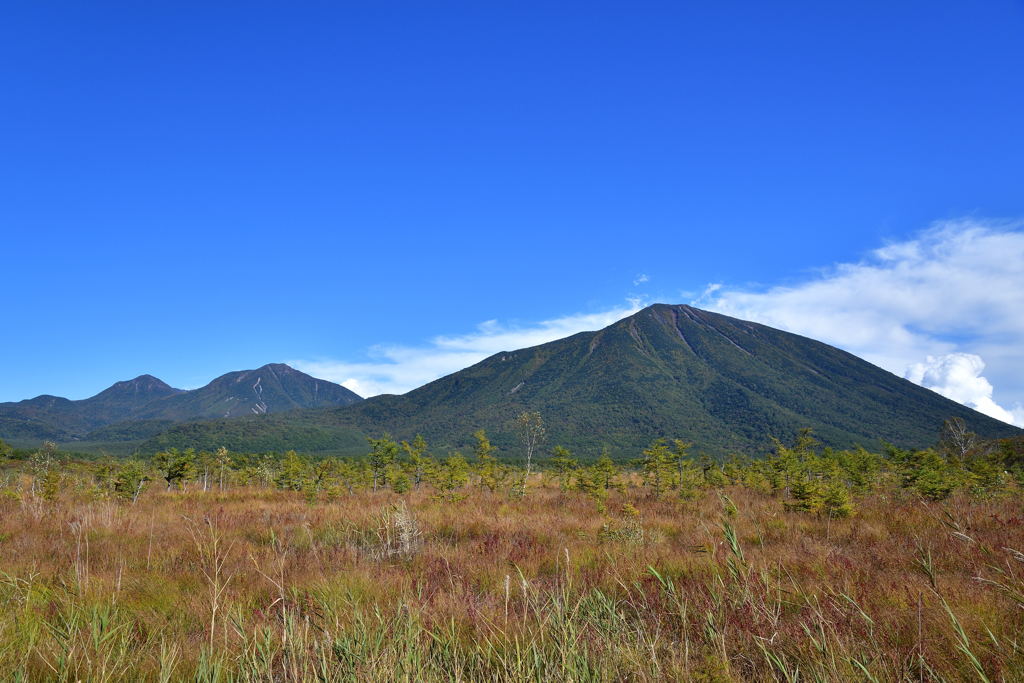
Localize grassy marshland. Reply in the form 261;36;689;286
1;479;1023;680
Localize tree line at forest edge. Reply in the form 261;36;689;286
2;412;1023;517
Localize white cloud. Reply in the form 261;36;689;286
633;273;650;286
290;300;645;397
700;219;1024;426
1013;406;1024;427
696;283;722;300
905;353;1018;425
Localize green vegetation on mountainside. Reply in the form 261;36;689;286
136;305;1021;459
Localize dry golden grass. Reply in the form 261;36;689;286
1;479;1023;680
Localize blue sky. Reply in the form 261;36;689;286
2;2;1023;424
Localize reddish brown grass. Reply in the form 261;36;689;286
0;480;1022;680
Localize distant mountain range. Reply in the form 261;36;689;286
137;304;1020;458
2;305;1019;458
0;364;362;443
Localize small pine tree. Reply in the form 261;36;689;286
592;448;623;491
179;448;199;490
472;430;502;492
401;435;430;488
766;438;794;494
677;459;704;501
432;453;470;501
841;447;882;493
901;449;958;501
965;452;1007;496
154;448;198;491
697;455;726;489
367;435;399;491
389;466;412;494
913;466;957;501
337;459;373;494
302;479;319;504
721;455;745;485
822;480;854;518
310;458;339;493
575;466;610;513
638;439;677;497
113;460;147;503
548;446;578;491
275;451;309;491
93;458;117;493
786;469;823;513
39;468;61;502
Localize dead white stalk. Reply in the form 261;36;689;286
184;515;236;651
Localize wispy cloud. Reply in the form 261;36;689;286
633;273;650;286
698;219;1024;426
290;299;645;397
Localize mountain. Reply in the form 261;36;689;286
0;375;182;441
0;364;362;444
129;363;362;422
137;304;1022;458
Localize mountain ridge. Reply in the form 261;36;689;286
135;304;1022;458
0;363;362;443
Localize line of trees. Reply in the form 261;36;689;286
1;417;1021;517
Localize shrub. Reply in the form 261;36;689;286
822;480;854;518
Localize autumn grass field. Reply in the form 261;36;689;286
2;477;1023;681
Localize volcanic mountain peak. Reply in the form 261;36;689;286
91;375;182;401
